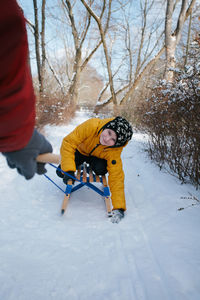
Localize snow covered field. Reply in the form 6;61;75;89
0;111;200;300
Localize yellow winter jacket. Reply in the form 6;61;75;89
60;118;127;210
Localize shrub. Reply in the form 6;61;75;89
35;93;76;128
138;55;200;188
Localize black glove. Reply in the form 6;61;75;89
63;171;75;185
56;164;64;178
2;129;52;180
111;209;125;223
56;165;75;184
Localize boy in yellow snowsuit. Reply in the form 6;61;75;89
58;116;133;223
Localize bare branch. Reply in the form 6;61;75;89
175;0;188;44
46;56;66;95
64;0;79;50
33;0;42;89
25;18;35;32
164;0;196;81
81;0;117;104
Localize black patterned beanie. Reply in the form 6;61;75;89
103;116;133;147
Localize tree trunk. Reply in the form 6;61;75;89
68;48;82;105
164;0;196;81
184;9;192;66
33;0;42;91
40;0;46;94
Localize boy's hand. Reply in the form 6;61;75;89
2;129;52;179
63;171;75;184
110;209;124;223
56;166;75;184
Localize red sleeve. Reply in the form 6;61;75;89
0;0;35;152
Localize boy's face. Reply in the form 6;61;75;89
100;129;117;146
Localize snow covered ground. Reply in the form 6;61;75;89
0;111;200;300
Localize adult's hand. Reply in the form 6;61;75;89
2;129;53;179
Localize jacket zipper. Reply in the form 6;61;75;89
89;143;100;156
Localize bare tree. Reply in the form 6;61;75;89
184;8;192;66
80;0;117;105
62;0;88;104
164;0;196;81
95;0;197;111
59;0;112;105
95;0;165;110
32;0;46;94
40;0;46;93
33;0;41;91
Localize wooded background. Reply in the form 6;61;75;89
19;0;199;110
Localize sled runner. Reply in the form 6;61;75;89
37;154;112;217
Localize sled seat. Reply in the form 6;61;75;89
76;163;103;183
61;162;112;216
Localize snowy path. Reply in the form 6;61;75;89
0;111;200;300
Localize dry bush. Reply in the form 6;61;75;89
32;70;76;128
35;93;76;129
136;58;200;188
